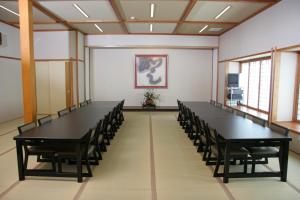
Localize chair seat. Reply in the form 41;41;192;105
211;145;249;157
247;146;279;157
56;146;95;157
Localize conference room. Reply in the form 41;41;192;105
0;0;300;199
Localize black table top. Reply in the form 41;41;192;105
14;101;120;141
182;101;291;141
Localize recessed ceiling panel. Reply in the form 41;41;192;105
177;23;234;35
72;23;125;34
118;0;189;20
187;1;269;22
0;1;55;23
127;23;177;34
39;0;118;21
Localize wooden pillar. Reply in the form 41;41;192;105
19;0;37;123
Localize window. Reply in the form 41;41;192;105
239;58;272;113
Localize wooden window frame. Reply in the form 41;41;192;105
293;53;300;121
239;56;272;115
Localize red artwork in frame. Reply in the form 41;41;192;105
135;54;168;88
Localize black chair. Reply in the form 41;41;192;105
38;115;52;126
205;125;249;177
80;101;88;107
247;122;285;173
92;120;108;159
58;108;69;117
194;116;208;154
69;105;77;112
56;129;98;176
18;122;56;171
235;110;246;118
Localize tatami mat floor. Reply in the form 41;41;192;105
0;112;300;199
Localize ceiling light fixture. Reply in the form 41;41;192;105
198;25;208;33
130;16;136;20
0;5;19;16
150;3;155;18
94;24;103;33
73;3;89;18
215;5;231;19
150;24;153;32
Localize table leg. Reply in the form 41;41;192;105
223;141;231;183
280;141;289;182
16;140;25;181
76;143;82;183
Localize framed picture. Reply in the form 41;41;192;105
135;54;168;88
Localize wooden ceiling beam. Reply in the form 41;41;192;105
173;0;197;34
108;0;129;33
32;0;83;33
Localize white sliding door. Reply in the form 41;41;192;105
36;61;67;114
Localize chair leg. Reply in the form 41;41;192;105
251;159;256;173
24;152;29;170
206;151;212;165
243;158;247;174
101;142;107;152
58;158;62;173
51;155;56;172
93;151;99;165
213;156;221;177
86;160;92;177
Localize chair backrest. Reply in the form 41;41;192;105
38;115;52;126
18;122;37;135
235;110;246;118
203;123;217;146
81;129;93;156
252;116;266;127
269;123;289;135
69;105;77;112
58;108;69;117
80;101;87;107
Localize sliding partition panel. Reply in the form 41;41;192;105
248;61;260;108
36;61;68;115
36;62;51;114
259;59;272;112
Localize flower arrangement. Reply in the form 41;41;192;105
142;89;160;107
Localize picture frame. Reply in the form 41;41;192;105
135;54;168;88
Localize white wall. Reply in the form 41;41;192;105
91;49;212;106
219;0;300;61
85;47;90;100
34;31;70;59
276;52;297;121
212;49;218;101
0;22;23;123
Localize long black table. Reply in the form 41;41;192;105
14;101;120;182
182;101;292;183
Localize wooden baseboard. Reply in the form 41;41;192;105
124;106;178;112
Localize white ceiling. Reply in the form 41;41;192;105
0;0;279;35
